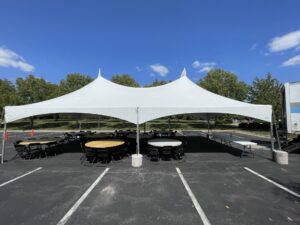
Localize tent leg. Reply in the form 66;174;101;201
98;116;101;129
207;114;210;138
136;123;140;154
272;114;281;150
136;107;140;155
1;123;7;164
270;121;274;152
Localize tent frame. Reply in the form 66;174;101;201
1;111;279;164
270;120;274;152
1;109;6;164
136;107;140;155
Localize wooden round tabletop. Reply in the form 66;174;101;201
85;140;125;149
19;140;56;146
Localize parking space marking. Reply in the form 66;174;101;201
244;167;300;198
57;167;110;225
176;167;211;225
0;167;42;188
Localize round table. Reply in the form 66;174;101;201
85;140;125;149
19;140;57;146
147;138;182;147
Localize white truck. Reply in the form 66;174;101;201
281;82;300;152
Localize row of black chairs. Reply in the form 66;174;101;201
114;129;177;138
14;139;65;159
147;145;185;161
71;130;178;147
152;130;177;138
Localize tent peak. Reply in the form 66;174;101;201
98;68;102;77
180;68;187;77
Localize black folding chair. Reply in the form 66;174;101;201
120;141;131;158
96;149;111;164
64;133;76;142
172;146;185;160
147;146;160;161
82;147;98;165
43;142;58;157
14;140;22;145
56;138;68;154
110;145;123;160
161;146;173;161
27;143;42;159
14;144;29;159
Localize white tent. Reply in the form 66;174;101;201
1;69;274;163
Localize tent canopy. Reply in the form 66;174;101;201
4;69;272;124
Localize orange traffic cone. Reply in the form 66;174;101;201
31;128;35;137
4;132;8;140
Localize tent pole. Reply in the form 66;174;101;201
272;113;281;150
136;107;140;155
270;120;274;152
207;114;210;138
1;122;7;164
98;116;101;129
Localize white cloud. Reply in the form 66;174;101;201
0;47;35;72
192;60;216;73
269;30;300;52
149;64;169;76
282;54;300;67
135;66;142;72
250;43;257;51
198;66;214;73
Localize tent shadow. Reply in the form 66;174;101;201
61;141;83;153
180;135;242;157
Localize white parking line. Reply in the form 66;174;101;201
244;167;300;198
0;167;42;188
176;167;211;225
57;167;110;225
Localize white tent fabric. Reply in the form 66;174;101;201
4;70;272;123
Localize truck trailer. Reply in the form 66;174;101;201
281;82;300;152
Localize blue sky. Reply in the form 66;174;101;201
0;0;300;85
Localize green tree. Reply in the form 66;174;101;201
144;79;168;87
248;73;282;120
111;74;139;87
57;73;93;95
15;75;58;127
16;75;58;104
197;69;249;101
0;79;18;116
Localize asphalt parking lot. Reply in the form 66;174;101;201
0;131;299;225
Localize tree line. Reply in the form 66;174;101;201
0;69;282;120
